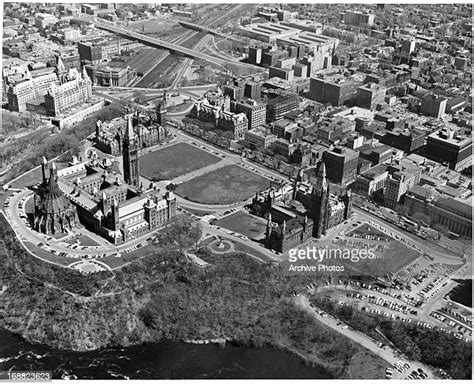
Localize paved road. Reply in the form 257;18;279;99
294;294;436;380
4;189;165;264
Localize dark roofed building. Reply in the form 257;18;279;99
33;159;79;235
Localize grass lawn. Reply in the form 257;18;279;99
24;242;76;266
380;240;422;272
9;162;68;189
231;239;274;262
139;143;220;181
180;206;212;217
66;234;101;247
175;165;271;205
97;243;160;269
215;210;267;240
348;350;388;379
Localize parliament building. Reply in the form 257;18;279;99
251;161;352;253
32;114;176;244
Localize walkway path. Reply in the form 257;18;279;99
294;294;436;380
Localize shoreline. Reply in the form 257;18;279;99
0;326;338;378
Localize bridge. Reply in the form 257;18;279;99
95;22;228;66
178;21;242;43
94;21;261;72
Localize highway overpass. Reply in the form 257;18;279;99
178;21;242;43
94;21;261;71
95;22;228;65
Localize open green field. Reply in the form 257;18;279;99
139;143;220;181
215;210;267;240
175;165;271;205
9;161;68;189
348;350;388;379
66;234;101;247
24;242;75;266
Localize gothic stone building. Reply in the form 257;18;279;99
95;103;169;156
252;161;352;253
32;116;176;244
33;160;79;235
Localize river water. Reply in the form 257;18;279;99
449;279;472;308
0;328;331;379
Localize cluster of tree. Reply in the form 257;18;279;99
4;104;123;182
310;294;472;379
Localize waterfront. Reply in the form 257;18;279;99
0;328;331;379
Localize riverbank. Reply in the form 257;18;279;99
0;327;333;379
0;217;383;379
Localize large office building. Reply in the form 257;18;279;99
322;146;359;185
420;94;447;119
353;164;389;198
342;10;375;26
266;92;300;122
425;129;472;171
356;83;387;110
233;98;267;129
78;41;104;64
383;170;418;209
310;75;360;106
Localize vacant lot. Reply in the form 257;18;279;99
139;143;220;181
216;210;267;240
175;165;270;205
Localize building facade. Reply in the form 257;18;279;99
252;162;351;253
322;146;359;185
44;66;93;117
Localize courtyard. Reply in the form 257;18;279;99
139;142;221;181
174;164;271;205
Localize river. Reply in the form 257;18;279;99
449;279;472;308
0;328;331;379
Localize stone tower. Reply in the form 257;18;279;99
156;99;167;126
311;161;330;238
123;114;139;187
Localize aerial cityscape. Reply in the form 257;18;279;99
0;2;472;381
